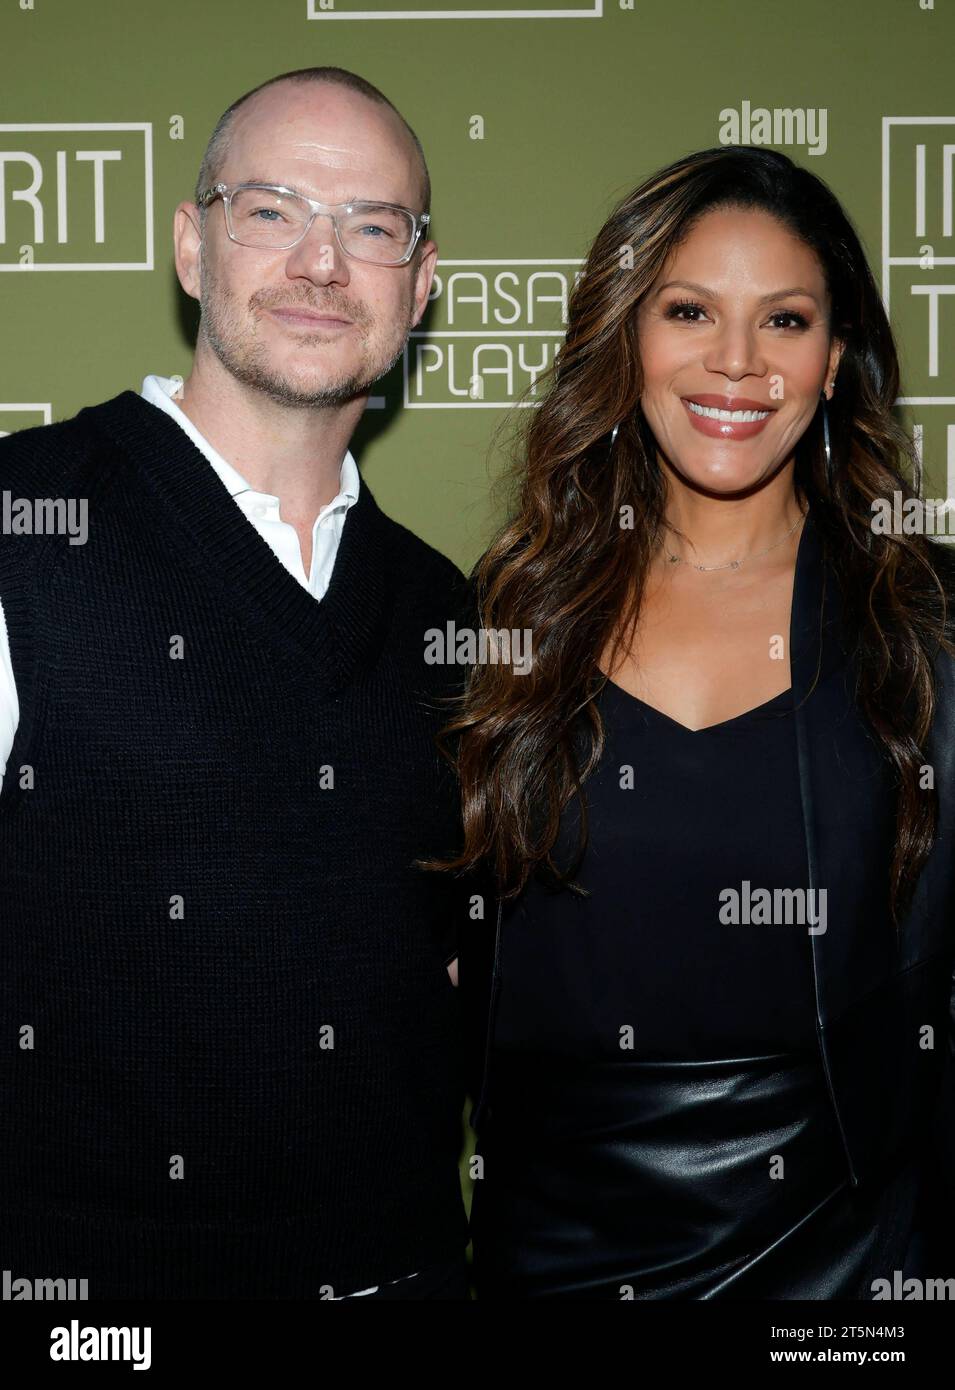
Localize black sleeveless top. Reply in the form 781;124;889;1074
493;679;817;1059
471;679;923;1299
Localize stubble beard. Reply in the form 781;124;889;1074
198;250;415;408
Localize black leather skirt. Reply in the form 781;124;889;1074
470;1049;922;1299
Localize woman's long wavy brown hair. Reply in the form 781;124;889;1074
428;145;955;925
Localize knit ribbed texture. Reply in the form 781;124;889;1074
0;392;470;1298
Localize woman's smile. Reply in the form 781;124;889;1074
680;392;776;440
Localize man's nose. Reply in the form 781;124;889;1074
282;216;352;285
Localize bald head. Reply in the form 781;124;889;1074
195;67;430;220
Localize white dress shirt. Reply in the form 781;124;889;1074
0;373;360;792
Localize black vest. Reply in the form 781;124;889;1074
0;390;470;1298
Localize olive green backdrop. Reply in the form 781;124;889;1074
2;0;954;1259
2;0;954;575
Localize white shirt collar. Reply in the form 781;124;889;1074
139;374;360;513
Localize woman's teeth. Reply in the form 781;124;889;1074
686;401;771;422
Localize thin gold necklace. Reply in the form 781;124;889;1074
664;508;807;573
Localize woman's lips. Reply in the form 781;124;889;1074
681;395;774;440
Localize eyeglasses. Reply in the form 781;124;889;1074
197;182;430;265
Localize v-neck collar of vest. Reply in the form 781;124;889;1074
85;390;393;695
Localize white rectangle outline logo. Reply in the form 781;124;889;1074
0;123;153;271
0;403;53;437
403;256;582;408
308;0;601;18
883;116;955;405
0;402;53;423
883;121;955;541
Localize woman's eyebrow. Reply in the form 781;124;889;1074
654;279;822;306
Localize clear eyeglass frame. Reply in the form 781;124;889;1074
196;181;430;266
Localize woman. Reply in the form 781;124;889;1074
432;145;955;1299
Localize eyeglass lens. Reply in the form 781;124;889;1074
228;188;416;261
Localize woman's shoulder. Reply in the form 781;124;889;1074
926;535;955;577
925;538;955;633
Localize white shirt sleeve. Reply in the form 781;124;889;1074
0;595;19;795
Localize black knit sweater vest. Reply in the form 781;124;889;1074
0;390;470;1299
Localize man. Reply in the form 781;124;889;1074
0;66;470;1299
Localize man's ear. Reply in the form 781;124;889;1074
174;201;203;301
411;239;438;329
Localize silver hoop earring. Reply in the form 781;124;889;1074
610;422;620;448
821;391;832;484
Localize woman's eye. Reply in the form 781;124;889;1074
663;301;810;330
768;311;810;330
665;300;706;322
